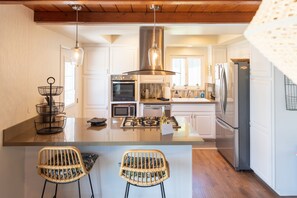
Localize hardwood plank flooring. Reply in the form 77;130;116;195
192;149;282;198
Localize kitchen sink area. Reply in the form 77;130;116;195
171;98;210;102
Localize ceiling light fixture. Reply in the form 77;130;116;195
148;5;161;69
244;0;297;84
70;5;84;66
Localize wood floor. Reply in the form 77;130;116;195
192;149;280;198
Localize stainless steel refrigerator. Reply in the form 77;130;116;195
215;59;250;170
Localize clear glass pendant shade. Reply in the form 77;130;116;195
148;43;161;68
71;45;84;66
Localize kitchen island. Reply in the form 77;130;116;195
3;117;203;198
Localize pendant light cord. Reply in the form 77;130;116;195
75;8;79;47
153;5;156;45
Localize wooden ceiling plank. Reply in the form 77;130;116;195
101;4;118;12
189;5;209;12
34;11;256;23
161;4;178;12
131;4;147;12
1;0;262;6
203;4;237;12
233;4;259;12
116;4;132;12
84;4;104;12
24;4;54;11
53;4;73;11
175;5;193;12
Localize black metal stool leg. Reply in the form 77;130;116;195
124;182;130;198
160;182;166;198
78;179;81;198
41;180;47;198
53;183;58;198
88;174;95;198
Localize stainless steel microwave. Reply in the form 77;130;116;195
112;103;136;117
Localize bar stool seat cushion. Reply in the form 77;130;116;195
41;152;98;180
122;156;168;179
81;153;99;171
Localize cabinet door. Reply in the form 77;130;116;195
110;46;137;74
212;46;227;65
84;47;109;75
193;113;215;138
250;77;273;187
83;76;108;118
250;48;273;187
171;111;192;126
250;46;272;78
250;124;272;186
83;47;109;118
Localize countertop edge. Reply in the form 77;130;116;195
3;141;205;147
139;99;216;104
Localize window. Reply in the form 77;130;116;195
171;56;204;87
64;61;76;107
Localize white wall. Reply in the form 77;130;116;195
0;5;74;197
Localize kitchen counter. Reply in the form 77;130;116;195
140;98;216;104
6;116;199;197
3;117;203;146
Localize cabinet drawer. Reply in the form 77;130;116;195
171;104;215;112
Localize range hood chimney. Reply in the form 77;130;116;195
123;26;176;75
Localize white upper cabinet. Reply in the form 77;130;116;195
212;46;227;64
110;46;137;74
227;40;250;60
250;46;272;77
83;46;109;75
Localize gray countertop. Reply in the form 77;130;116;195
3;117;204;146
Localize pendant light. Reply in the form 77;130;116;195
244;0;297;84
70;5;84;66
148;5;161;68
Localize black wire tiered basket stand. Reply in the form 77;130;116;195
35;77;67;134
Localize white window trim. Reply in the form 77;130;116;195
170;55;206;89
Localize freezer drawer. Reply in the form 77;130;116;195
216;118;238;168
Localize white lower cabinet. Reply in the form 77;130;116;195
171;104;215;139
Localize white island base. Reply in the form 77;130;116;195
24;145;192;198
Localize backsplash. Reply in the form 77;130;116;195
140;83;215;99
140;83;163;99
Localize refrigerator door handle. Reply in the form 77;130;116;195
220;67;225;114
222;67;227;114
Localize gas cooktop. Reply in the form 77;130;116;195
120;116;180;129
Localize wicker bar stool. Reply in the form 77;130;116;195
119;149;170;198
37;146;98;198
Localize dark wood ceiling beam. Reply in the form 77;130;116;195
0;0;261;5
34;11;256;23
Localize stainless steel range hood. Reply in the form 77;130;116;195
124;26;176;75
